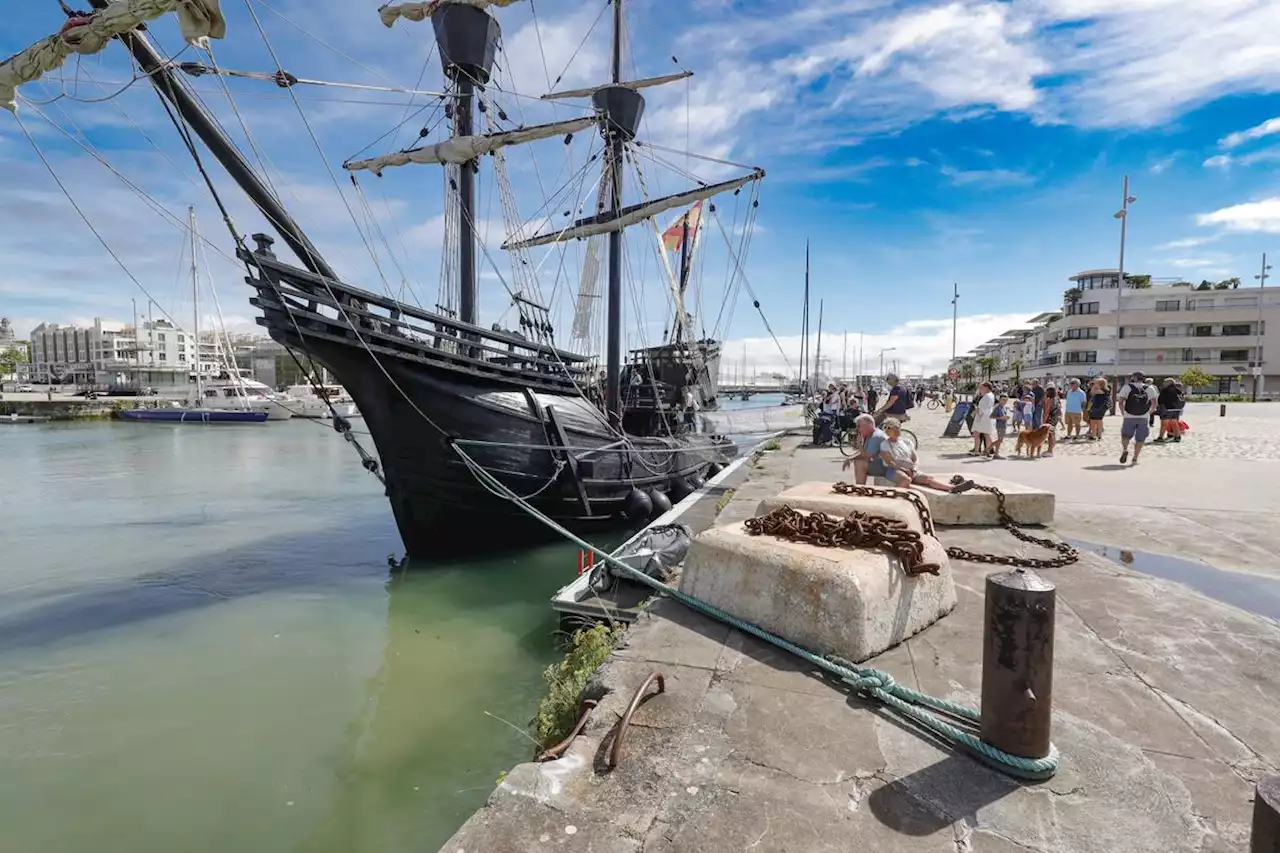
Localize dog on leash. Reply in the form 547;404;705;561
1014;424;1052;459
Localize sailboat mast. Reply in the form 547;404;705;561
675;216;691;343
189;206;202;401
454;83;478;326
603;0;626;426
801;241;810;391
814;298;824;384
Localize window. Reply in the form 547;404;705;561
1182;348;1194;361
1218;378;1234;393
1194;325;1212;337
1070;301;1100;315
1120;327;1146;338
178;353;186;362
1221;324;1251;336
1065;351;1098;364
158;353;167;361
1220;349;1249;362
178;335;185;342
1225;297;1258;306
157;333;166;342
1156;301;1180;312
1067;328;1098;339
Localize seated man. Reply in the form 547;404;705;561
879;418;976;493
840;413;886;484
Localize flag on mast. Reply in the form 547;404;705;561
661;200;704;252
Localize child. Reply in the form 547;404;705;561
1010;392;1025;431
880;418;975;493
991;395;1008;458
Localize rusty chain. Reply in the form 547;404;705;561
743;505;942;576
832;480;1079;570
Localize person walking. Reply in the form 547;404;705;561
1063;378;1086;440
1154;378;1185;443
1040;383;1061;457
1087;378;1110;441
991;393;1009;458
1029;379;1045;428
1117;371;1159;465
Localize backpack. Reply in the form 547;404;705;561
1123;383;1149;416
904;391;916;410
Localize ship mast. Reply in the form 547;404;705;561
603;0;627;426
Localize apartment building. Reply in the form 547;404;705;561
959;269;1279;396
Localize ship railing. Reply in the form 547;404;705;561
243;250;593;387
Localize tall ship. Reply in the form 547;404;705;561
2;0;765;557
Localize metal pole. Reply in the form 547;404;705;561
814;299;824;385
1254;253;1270;402
603;0;625;427
131;297;138;389
951;282;959;366
981;568;1056;759
842;330;848;382
1252;776;1280;853
801;241;810;392
858;332;864;389
190;206;202;401
1112;175;1131;414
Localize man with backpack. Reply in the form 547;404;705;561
873;372;913;426
1116;371;1159;465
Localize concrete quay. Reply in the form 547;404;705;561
441;411;1280;853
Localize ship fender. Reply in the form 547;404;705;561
667;477;693;503
647;489;673;516
622;488;653;520
705;462;722;478
688;473;705;490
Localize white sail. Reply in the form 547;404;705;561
569;170;612;345
378;0;523;28
343;116;594;175
0;0;226;113
503;172;763;251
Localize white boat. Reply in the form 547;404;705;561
198;374;294;421
281;384;360;420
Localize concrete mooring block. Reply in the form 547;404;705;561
679;513;957;664
863;475;1055;526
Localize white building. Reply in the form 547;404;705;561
961;269;1280;396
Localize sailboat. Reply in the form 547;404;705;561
119;206;267;424
2;0;766;556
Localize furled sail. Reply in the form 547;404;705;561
378;0;523;28
569;169;613;345
343;116;595;175
0;0;226;112
503;172;764;251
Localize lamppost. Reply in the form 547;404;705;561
1111;175;1137;413
1255;252;1272;402
951;282;959;366
879;347;896;376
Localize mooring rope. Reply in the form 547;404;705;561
451;443;1060;780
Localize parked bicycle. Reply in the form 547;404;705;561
837;415;918;457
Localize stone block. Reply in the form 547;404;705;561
679;514;957;664
791;477;1054;526
756;481;929;534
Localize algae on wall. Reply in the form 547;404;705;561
533;623;624;750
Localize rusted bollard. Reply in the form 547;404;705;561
1221;404;1227;417
980;568;1056;759
1252;776;1280;852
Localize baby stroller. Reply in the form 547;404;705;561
812;411;835;446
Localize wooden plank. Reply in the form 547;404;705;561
545;404;592;515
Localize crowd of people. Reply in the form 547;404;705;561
809;372;919;446
966;372;1186;465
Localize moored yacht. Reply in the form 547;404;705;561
281;384;360;420
199;373;293;421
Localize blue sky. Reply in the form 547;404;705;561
2;0;1280;377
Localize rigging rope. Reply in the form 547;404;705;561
451;442;1059;781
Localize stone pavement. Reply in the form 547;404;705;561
440;433;1280;853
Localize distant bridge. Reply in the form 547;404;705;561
717;384;800;399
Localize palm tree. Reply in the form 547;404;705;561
1009;358;1024;383
959;360;977;394
1063;287;1083;309
976;355;999;382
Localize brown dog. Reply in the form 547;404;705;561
1015;424;1052;459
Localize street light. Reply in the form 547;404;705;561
1111;175;1137;413
1255;253;1272;402
879;347;896;376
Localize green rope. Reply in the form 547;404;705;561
452;445;1060;781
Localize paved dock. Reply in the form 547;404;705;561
441;404;1280;853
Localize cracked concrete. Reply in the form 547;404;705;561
438;434;1279;853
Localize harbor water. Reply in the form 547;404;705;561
0;398;789;853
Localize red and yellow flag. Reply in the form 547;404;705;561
661;200;703;253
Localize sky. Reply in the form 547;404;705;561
2;0;1280;379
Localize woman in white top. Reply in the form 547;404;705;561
970;381;997;455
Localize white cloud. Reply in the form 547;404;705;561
1148;154;1177;174
1203;154;1232;169
721;311;1034;378
1196;197;1280;234
1155;236;1219;250
940;165;1035;187
1220;116;1280;150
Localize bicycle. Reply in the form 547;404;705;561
925;395;944;411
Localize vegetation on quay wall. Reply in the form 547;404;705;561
533;623;624;750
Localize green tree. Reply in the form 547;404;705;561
1125;273;1152;288
1063;287;1082;308
976;355;1000;382
1179;365;1214;391
0;342;29;378
1213;276;1241;290
959;360;977;393
1009;358;1024;382
1196;280;1213;291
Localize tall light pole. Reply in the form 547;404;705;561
879;347;896;376
858;332;864;387
950;282;959;367
842;330;848;381
1111;175;1137;412
1255;252;1272;402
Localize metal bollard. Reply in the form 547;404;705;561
1221;404;1227;417
980;568;1056;759
1252;776;1280;853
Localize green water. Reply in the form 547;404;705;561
0;420;583;853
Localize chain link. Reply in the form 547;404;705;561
743;505;942;576
831;480;1079;570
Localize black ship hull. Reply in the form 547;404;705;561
243;244;736;558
